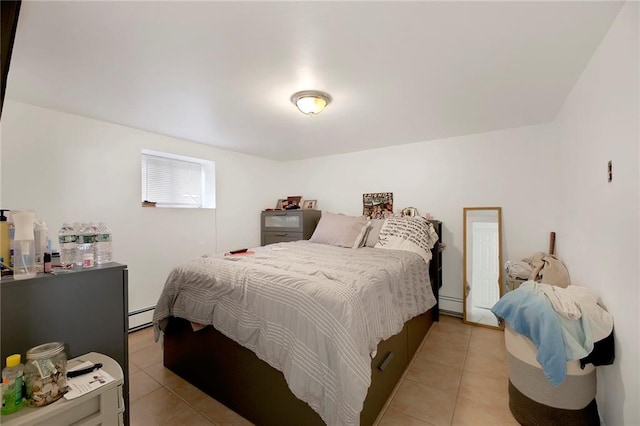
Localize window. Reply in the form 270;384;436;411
141;149;215;208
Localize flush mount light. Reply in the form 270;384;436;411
290;90;332;116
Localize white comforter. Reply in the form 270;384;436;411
153;241;437;425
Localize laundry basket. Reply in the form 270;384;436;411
505;324;600;426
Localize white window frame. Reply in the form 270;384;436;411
141;149;215;209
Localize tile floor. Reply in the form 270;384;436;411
128;315;518;425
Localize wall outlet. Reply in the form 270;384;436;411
608;160;612;182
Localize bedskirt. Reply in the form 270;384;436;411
505;325;599;426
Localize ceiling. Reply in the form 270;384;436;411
6;1;623;161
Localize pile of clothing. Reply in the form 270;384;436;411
505;251;571;288
494;253;614;386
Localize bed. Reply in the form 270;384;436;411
153;216;443;426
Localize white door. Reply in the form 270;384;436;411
471;222;500;309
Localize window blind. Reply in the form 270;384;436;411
141;153;203;208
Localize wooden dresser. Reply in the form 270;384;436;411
261;210;321;245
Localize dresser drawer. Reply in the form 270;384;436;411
262;211;305;232
262;231;303;246
260;210;322;246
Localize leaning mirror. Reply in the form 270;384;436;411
463;207;503;329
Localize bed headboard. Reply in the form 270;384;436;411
428;220;443;321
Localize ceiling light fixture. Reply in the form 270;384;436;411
290;90;332;116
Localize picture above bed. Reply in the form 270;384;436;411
363;192;394;219
374;216;439;263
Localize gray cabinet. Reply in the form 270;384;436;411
0;263;129;425
261;210;321;245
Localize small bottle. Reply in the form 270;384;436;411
57;223;77;267
82;253;94;268
8;220;14;268
1;354;24;415
0;210;9;269
95;222;113;264
43;252;52;273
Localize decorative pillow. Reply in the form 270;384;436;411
374;217;439;263
309;212;369;249
364;219;385;248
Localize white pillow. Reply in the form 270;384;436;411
374;217;438;263
364;219;385;248
309;212;369;248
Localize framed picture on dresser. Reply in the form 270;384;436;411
286;196;302;208
302;200;317;209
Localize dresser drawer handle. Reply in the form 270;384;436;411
271;212;287;216
274;233;287;236
378;351;394;372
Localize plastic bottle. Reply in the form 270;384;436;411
1;354;24;415
34;221;48;272
95;222;113;264
57;223;77;267
0;210;10;270
9;219;15;268
76;223;96;266
89;223;100;239
43;252;52;273
12;211;36;280
72;222;83;266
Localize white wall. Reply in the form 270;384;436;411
555;2;639;424
2;6;636;421
0;101;280;320
280;123;560;313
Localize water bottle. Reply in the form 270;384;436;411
72;222;82;265
1;354;24;415
95;222;113;264
72;223;83;266
57;223;77;267
76;223;96;266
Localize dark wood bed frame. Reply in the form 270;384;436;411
162;221;443;426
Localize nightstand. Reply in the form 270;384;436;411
261;210;322;246
1;352;125;426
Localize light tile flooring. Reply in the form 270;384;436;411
128;315;518;425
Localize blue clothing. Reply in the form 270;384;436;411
492;282;568;386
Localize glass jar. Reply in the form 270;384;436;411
24;342;67;407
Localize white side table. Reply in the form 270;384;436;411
1;352;125;426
